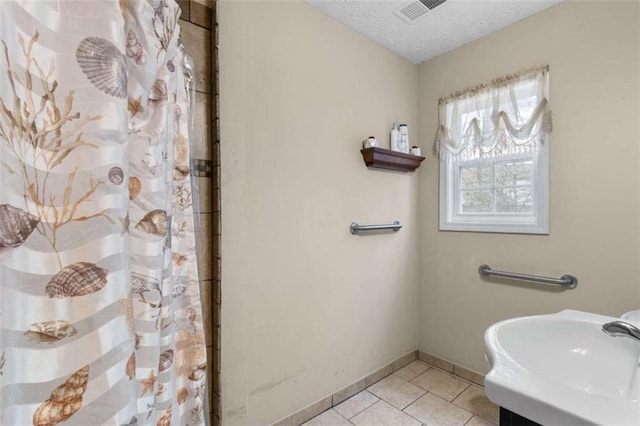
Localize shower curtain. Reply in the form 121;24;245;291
0;1;208;425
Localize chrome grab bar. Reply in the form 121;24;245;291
479;264;578;289
350;221;402;235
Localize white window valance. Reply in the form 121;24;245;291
435;65;552;157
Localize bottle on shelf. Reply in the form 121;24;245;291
390;123;400;152
362;136;378;149
398;124;409;153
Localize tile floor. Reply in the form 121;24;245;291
302;360;498;426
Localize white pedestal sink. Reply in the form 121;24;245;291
622;310;640;322
484;310;640;425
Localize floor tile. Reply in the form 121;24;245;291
351;400;421;426
452;386;499;425
334;390;379;420
404;393;473;426
465;415;493;426
302;409;352;426
367;374;426;409
411;368;470;401
394;360;430;381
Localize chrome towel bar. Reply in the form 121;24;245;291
350;221;402;235
479;264;578;289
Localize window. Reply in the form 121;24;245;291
436;67;551;234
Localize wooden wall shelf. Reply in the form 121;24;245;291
360;147;425;172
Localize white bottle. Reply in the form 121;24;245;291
398;124;409;153
390;123;400;152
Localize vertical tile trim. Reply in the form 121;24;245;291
210;1;221;425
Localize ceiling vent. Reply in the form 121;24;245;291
394;0;447;24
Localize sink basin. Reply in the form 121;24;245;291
622;310;640;322
484;310;640;425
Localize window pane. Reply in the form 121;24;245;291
495;160;533;186
460;165;492;188
496;188;533;213
461;190;492;213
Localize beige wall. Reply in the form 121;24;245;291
417;0;640;374
219;1;419;424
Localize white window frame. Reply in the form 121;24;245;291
439;137;549;234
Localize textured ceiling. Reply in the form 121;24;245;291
305;0;564;64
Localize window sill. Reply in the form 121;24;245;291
439;220;549;235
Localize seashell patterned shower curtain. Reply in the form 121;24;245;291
0;1;208;425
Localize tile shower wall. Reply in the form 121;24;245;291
177;0;220;424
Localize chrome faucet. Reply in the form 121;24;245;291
602;321;640;342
